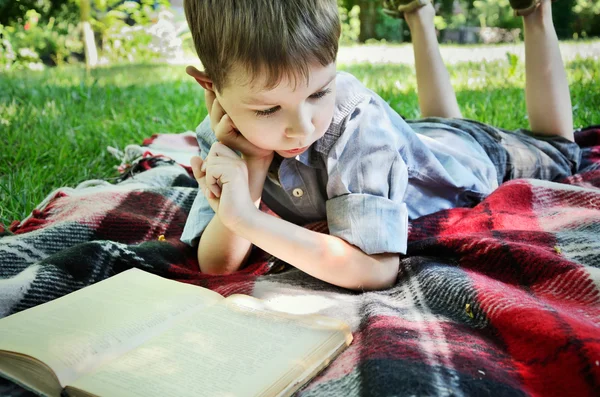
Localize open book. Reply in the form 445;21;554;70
0;268;352;397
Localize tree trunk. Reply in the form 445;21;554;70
80;0;98;70
357;0;377;43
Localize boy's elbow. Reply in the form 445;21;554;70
197;252;247;276
347;252;399;291
198;264;236;276
369;253;400;290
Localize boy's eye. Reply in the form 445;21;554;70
310;88;332;100
254;88;332;118
254;106;280;118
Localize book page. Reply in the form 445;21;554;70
0;269;222;388
69;295;351;397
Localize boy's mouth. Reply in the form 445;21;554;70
282;145;309;155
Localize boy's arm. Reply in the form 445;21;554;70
197;158;270;274
234;209;400;291
195;150;399;288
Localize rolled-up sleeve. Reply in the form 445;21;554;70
325;97;410;255
180;117;217;246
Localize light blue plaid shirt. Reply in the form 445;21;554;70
181;71;498;255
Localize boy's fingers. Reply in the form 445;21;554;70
209;179;222;198
190;156;205;179
206;95;246;156
210;96;226;131
190;155;202;168
214;115;239;147
197;177;218;201
203;163;223;199
210;99;231;134
206;175;221;198
197;175;206;192
197;176;212;199
201;143;245;199
214;119;258;159
213;117;270;160
204;89;215;116
209;141;240;160
206;90;220;132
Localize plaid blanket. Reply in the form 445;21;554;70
1;126;600;397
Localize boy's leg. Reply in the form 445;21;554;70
522;0;574;141
404;3;462;119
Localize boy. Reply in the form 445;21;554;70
180;0;580;291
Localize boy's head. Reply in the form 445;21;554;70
184;0;341;157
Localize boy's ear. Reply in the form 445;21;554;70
186;65;214;92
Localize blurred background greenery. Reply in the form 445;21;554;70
1;0;599;71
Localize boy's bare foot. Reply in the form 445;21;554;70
510;0;553;16
522;0;553;24
403;2;436;30
382;0;431;20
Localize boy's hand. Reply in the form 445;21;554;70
205;90;273;163
190;143;257;230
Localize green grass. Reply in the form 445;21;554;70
1;57;599;227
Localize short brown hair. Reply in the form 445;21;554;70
184;0;340;93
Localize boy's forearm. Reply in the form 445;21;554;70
198;215;253;274
235;210;399;290
245;156;272;203
196;157;271;274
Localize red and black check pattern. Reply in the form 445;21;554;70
1;126;599;397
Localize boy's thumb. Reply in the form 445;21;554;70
190;156;204;179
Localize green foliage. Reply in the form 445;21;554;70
552;0;576;39
572;0;600;38
92;0;170;26
0;0;175;70
437;0;456;18
0;25;16;70
339;5;361;44
436;0;520;30
0;0;79;26
374;8;403;42
0;10;82;70
91;0;167;40
434;13;468;31
433;0;600;40
91;0;173;63
339;1;404;43
100;24;158;63
471;0;518;29
506;52;519;77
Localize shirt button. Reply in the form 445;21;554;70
292;188;304;197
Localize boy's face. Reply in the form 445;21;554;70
216;62;337;158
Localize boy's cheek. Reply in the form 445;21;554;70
232;123;270;147
245;133;275;150
316;108;335;135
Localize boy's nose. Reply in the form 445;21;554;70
285;115;315;138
